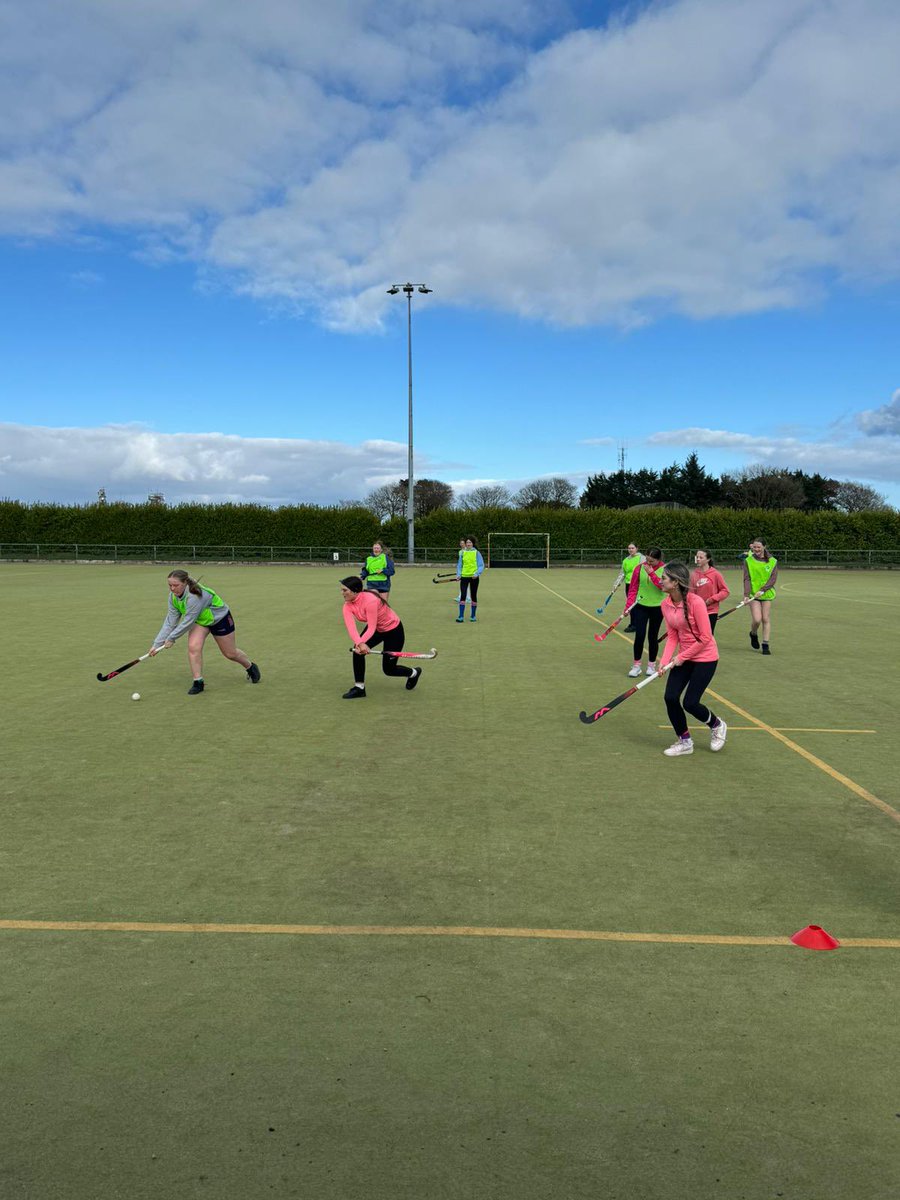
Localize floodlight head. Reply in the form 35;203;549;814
418;286;433;294
386;286;400;294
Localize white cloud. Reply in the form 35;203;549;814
646;422;900;486
857;389;900;436
2;1;900;327
0;422;442;504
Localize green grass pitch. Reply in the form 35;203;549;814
2;563;898;1199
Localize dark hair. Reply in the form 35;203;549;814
463;536;478;546
750;538;770;559
340;574;390;606
646;546;663;562
663;560;696;637
695;548;715;566
168;569;203;597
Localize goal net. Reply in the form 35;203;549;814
486;532;550;569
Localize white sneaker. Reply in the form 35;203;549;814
627;664;642;678
646;663;657;676
663;738;694;756
710;720;728;751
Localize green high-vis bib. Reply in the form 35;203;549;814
365;554;387;582
173;587;223;627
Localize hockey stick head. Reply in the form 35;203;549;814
579;708;607;723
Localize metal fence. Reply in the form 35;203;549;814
1;543;898;566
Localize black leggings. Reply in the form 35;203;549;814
708;613;718;634
459;577;480;603
664;660;719;737
631;604;663;661
353;622;413;683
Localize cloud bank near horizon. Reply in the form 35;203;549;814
2;413;896;507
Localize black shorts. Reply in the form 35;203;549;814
208;611;235;637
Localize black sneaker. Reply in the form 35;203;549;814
749;632;760;650
761;644;771;655
623;624;636;633
405;668;421;691
188;679;205;695
342;685;366;699
246;662;261;683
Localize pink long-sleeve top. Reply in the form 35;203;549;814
659;591;719;668
689;566;729;614
625;560;665;609
343;591;400;643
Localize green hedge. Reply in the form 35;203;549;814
1;501;897;553
395;505;900;552
0;501;380;546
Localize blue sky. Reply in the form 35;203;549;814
1;0;899;507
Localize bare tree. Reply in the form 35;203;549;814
833;481;890;513
723;466;806;510
363;482;406;520
512;477;578;509
456;484;512;510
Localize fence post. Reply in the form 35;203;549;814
75;543;79;562
192;545;196;561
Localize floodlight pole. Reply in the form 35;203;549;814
387;282;432;564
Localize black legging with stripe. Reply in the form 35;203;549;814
352;622;413;683
664;660;719;737
631;603;664;661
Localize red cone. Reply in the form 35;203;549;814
790;924;840;950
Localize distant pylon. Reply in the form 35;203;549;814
617;442;626;472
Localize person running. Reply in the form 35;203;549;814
658;560;726;756
360;540;395;594
340;576;421;699
456;537;484;623
689;549;730;634
148;570;260;695
623;547;665;677
621;542;644;632
743;539;778;655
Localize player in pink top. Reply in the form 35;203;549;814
657;561;727;757
339;575;422;699
689;549;730;634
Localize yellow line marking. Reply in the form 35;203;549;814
520;572;900;825
0;919;897;948
656;726;876;734
704;689;900;824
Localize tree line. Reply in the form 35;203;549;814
361;455;891;518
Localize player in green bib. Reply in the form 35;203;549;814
742;539;779;655
149;569;261;694
456;537;484;622
360;541;395;594
621;542;644;631
623;547;666;676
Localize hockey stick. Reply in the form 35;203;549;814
97;643;168;682
579;661;672;724
432;574;458;584
716;574;775;621
594;602;635;643
596;572;624;616
351;647;439;660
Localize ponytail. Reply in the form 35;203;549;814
662;560;696;638
168;569;203;597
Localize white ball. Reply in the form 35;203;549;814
131;692;141;701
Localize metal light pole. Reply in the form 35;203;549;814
387;282;432;564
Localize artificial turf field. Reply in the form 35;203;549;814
1;562;898;1200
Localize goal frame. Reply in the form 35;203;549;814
486;531;550;569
